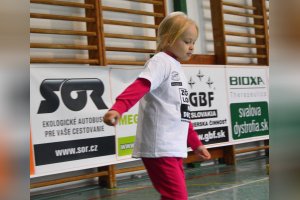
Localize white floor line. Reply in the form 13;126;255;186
189;177;269;199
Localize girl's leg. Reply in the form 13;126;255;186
142;157;187;200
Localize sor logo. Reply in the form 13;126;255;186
38;78;108;114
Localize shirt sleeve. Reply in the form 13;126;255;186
187;121;203;150
110;78;151;115
138;58;169;91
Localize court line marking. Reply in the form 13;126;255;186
189;177;269;199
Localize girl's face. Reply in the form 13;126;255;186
167;24;198;61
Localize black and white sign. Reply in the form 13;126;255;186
183;65;230;147
30;66;115;177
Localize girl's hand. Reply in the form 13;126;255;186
194;145;211;161
103;110;120;126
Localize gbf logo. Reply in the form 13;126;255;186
189;92;214;107
38;78;108;114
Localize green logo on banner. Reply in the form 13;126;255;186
118;136;135;156
229;76;265;86
231;102;269;139
119;114;138;126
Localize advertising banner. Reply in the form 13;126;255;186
226;66;269;143
30;64;270;177
30;66;116;177
183;65;231;148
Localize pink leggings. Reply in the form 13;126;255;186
142;157;188;200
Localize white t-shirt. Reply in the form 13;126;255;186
132;52;191;158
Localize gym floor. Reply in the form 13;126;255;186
31;156;269;200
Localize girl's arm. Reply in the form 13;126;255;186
111;78;151;115
187;122;211;160
103;78;151;126
187;122;203;150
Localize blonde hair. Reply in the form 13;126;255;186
156;12;198;52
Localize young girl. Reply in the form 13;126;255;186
104;12;211;200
